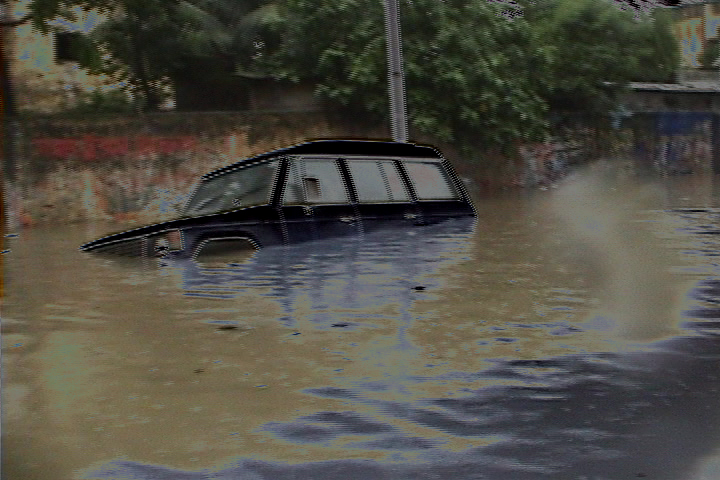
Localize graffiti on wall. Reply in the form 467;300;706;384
655;132;712;175
23;134;227;225
21;128;355;224
514;130;598;188
706;8;720;40
631;113;714;176
17;114;354;225
515;142;569;187
31;135;197;161
677;17;705;68
674;3;720;68
655;113;713;175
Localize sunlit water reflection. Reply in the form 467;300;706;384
5;164;720;480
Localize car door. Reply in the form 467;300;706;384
280;156;360;244
343;158;420;234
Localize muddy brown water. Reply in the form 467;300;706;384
5;162;720;480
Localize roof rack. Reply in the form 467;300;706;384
202;139;441;179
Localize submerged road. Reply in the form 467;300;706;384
4;162;720;480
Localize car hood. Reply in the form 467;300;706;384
79;207;267;252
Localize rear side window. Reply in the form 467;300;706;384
283;158;349;204
346;160;409;202
403;161;457;200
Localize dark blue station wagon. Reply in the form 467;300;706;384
80;140;476;258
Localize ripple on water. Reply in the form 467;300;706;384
14;176;720;480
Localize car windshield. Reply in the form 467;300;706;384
184;160;279;216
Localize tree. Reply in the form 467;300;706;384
10;0;680;126
263;0;552;152
630;6;679;82
156;0;284;110
89;1;215;109
12;0;117;31
2;0;172;111
520;0;679;118
9;0;283;111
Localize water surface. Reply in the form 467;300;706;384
5;164;720;480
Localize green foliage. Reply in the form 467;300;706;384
632;7;680;82
27;0;126;33
25;0;283;111
65;88;135;114
521;0;679;115
264;0;550;151
263;0;678;149
24;0;680;149
84;0;199;110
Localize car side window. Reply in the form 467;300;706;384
184;160;279;215
283;158;349;204
346;160;409;202
403;161;458;200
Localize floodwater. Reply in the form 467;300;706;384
4;161;720;480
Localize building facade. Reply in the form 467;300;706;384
6;0;123;114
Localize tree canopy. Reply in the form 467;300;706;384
262;0;552;149
262;0;678;148
9;0;680;148
519;0;678;117
6;0;283;110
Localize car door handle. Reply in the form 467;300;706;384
404;212;418;220
338;216;356;223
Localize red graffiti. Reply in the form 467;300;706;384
33;138;80;158
31;135;197;161
94;136;130;157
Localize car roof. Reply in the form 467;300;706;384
202;139;442;180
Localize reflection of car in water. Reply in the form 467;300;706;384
80;140;476;258
175;216;476;327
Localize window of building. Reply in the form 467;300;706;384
55;32;82;63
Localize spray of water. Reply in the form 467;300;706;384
550;162;682;342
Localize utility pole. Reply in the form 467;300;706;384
383;0;408;143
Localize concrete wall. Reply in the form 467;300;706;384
12;112;387;226
9;111;630;227
628;112;715;175
622;90;720;113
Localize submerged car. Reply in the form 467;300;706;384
80;140;476;258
